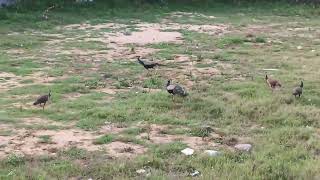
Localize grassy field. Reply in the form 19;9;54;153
0;1;320;179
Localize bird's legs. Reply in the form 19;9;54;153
42;102;46;111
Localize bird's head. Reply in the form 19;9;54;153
265;74;268;80
166;79;172;86
136;55;141;60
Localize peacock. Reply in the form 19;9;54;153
137;56;161;70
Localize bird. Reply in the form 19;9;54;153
265;74;282;89
166;80;188;98
293;81;303;98
33;90;51;110
137;56;161;70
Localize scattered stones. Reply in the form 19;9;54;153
181;148;194;156
204;150;221;157
234;144;252;152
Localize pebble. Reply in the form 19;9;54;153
297;46;303;50
234;144;252;152
204;150;221;157
190;170;200;177
136;169;146;174
181;148;194;156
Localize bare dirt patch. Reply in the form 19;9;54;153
98;123;127;135
109;29;183;45
63;22;126;31
169;11;216;19
0;72;23;92
0;128;99;158
105;141;147;158
18;117;74;128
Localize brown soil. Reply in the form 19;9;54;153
109;29;183;45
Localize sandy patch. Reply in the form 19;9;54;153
105;141;147;158
18;117;74;128
0;129;99;158
170;11;216;19
98;123;127;134
63;22;126;31
109;29;183;45
0;72;23;92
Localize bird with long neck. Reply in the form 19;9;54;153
137;56;161;70
265;74;281;90
293;81;303;98
33;90;51;110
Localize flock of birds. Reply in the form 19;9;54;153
33;56;304;110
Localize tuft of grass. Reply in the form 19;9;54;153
5;154;25;166
60;147;87;160
216;36;246;48
254;37;267;43
93;134;115;144
38;135;53;144
152;142;187;158
143;76;165;89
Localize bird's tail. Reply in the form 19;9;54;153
277;83;282;87
33;101;39;105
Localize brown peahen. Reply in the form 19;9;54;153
33;90;51;110
166;80;188;97
293;81;303;98
265;74;282;89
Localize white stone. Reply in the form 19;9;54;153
204;150;221;157
234;144;252;152
190;170;200;177
181;148;194;156
136;169;146;174
297;46;303;50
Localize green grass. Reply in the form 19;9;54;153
0;1;320;179
93;134;115;144
38;135;53;144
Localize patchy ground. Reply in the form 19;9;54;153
0;4;320;179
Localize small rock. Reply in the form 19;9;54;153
297;46;303;50
204;150;221;157
181;148;194;156
136;169;146;174
234;144;252;152
190;170;200;177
